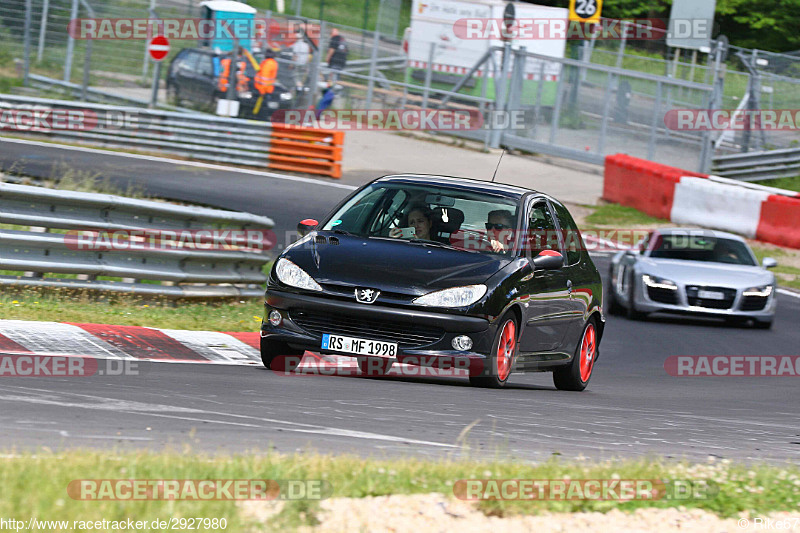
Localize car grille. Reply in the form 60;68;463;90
685;286;737;310
289;310;445;348
740;295;768;311
647;286;679;304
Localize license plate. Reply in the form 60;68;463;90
698;290;725;300
321;334;397;358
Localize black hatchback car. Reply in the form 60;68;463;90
262;175;604;390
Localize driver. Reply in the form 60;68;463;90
486;210;515;253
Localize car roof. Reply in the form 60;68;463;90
655;227;748;242
373;174;541;200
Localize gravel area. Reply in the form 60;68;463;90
241;493;800;532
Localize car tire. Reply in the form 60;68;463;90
469;312;518;389
553;318;598;391
626;272;646;320
358;357;394;376
261;337;305;372
607;267;625;316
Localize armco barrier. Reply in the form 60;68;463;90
604;153;800;250
0;94;344;179
603;154;708;220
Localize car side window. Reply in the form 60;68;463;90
551;201;582;266
526;200;560;259
197;55;214;77
181;52;200;72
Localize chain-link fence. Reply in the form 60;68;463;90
2;1;800;173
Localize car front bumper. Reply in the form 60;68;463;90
262;289;495;366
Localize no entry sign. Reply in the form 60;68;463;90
148;36;170;61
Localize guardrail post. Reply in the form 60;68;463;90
37;0;50;63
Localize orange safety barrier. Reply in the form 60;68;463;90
756;195;800;249
603;154;707;220
268;125;343;179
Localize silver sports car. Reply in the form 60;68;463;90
608;228;777;328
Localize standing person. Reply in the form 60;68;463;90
291;30;311;88
325;28;348;82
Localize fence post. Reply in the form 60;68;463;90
304;20;325;109
365;30;381;109
699;42;724;173
64;0;79;82
78;0;95;101
23;0;32;86
490;42;511;149
647;81;662;160
142;0;157;83
37;0;50;63
549;60;564;145
421;42;435;111
597;71;614;154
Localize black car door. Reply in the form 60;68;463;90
194;53;216;104
518;198;573;355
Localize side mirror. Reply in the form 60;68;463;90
533;250;563;270
762;257;777;269
297;218;319;236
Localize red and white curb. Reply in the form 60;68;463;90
0;319;360;369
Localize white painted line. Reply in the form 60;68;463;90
777;288;800;299
0;137;357;190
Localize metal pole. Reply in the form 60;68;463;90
365;29;381;108
23;0;32;86
597;72;614;154
647;81;662;160
489;42;511;148
37;0;50;63
79;0;95;101
64;0;79;82
420;42;435;111
150;61;162;107
549;63;564;145
304;20;324;109
615;21;628;69
532;61;545;139
143;0;157;83
699;43;723;173
295;0;302;16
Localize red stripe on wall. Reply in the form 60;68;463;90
68;323;208;361
0;333;32;353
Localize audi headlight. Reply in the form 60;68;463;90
642;274;677;290
279;92;293;101
275;258;322;291
413;284;487;308
743;285;773;297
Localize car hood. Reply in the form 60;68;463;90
282;232;511;296
641;257;774;288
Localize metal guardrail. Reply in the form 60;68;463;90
0;182;274;298
712;147;800;181
0;94;343;178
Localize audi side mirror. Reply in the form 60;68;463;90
297;218;319;236
533;250;564;270
762;257;777;269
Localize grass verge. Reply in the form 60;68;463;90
0;290;265;332
758;176;800;193
0;450;798;532
583;203;666;228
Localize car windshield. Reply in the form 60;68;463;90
650;234;757;266
321;183;520;255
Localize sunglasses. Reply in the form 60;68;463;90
485;223;511;231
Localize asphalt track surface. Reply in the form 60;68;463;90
0;138;799;464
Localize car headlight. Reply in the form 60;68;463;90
275;258;322;291
743;285;773;297
413;284;487;308
642;274;678;290
279;92;293;101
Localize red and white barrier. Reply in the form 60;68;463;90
604;154;800;249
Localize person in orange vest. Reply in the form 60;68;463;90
217;49;249;95
254;48;279;96
217;55;232;93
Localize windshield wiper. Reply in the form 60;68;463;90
407;238;468;252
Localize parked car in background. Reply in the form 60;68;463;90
167;47;294;119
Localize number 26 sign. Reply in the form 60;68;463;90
569;0;602;24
